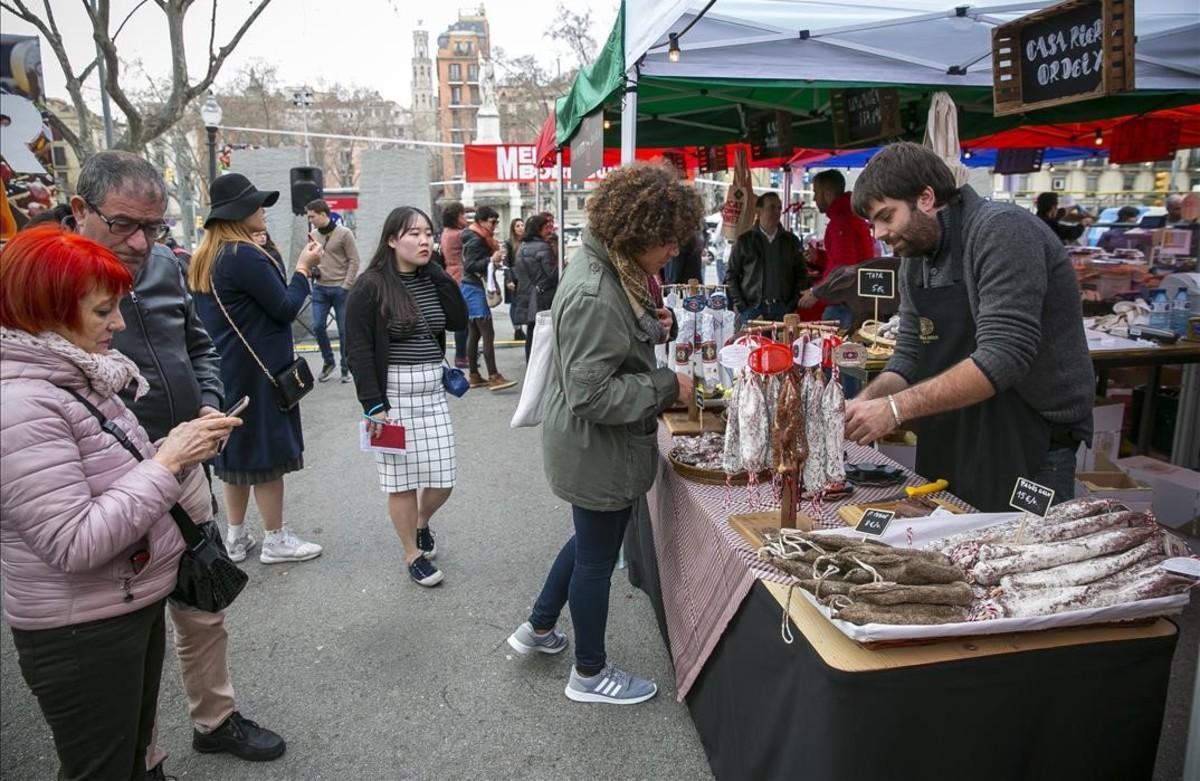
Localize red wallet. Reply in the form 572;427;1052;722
370;422;406;450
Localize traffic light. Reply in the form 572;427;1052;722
1154;171;1170;192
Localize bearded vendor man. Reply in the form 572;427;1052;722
843;142;1094;511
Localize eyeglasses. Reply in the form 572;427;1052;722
86;201;171;241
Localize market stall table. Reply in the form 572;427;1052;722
625;424;1181;781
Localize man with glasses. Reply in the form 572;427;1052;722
69;151;286;778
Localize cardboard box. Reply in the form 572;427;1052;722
1075;453;1154;514
1076;399;1126;472
1115;455;1200;529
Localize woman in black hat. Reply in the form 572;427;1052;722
188;172;325;565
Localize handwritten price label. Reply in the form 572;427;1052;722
1009;478;1055;518
855;508;896;536
857;268;895;300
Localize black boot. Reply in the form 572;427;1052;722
193;711;286;762
514;327;527;341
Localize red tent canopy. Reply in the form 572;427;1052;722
962;104;1200;150
534;113;558;169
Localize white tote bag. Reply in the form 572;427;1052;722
510;310;555;428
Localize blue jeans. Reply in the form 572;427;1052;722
822;303;853;331
529;504;632;674
1032;444;1077;505
311;284;349;368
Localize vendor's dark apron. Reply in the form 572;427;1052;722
911;200;1051;512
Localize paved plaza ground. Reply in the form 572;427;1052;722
1;312;1196;780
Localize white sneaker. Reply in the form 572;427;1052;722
259;529;323;564
225;532;256;564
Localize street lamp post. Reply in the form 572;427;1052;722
291;88;314;166
200;92;223;184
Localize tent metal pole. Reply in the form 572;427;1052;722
557;148;566;272
621;66;639;165
782;165;792;233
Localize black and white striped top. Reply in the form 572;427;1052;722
386;272;446;365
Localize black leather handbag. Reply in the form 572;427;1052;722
211;270;314;412
61;388;248;612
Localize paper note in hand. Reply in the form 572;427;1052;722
359;420;406;455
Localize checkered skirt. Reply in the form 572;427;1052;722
376;363;456;492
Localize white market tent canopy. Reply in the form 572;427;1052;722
554;0;1200;151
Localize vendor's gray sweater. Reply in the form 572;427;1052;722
885;186;1094;441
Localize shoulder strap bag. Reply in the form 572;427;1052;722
210;251;314;412
406;276;470;398
59;387;248;613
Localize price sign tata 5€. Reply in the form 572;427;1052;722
857;268;895;299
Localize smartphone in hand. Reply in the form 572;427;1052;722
224;396;250;418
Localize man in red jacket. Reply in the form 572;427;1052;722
799;169;876;329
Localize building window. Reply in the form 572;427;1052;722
576;197;587;210
52;146;68;167
468;63;479;81
449;63;461;81
451;86;462;104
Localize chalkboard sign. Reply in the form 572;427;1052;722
857;267;895;299
698;145;728;174
855;509;896;537
993;0;1135;116
1009;477;1055;517
831;88;901;148
749;112;794;161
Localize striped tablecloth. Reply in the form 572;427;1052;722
646;422;973;700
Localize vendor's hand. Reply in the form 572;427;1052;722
153;416;243;474
799;290;819;310
844;397;898;446
297;241;323;272
655;307;674;334
367;411;388;439
675;372;695;406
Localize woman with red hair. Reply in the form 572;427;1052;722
0;225;241;780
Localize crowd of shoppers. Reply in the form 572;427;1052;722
0;151;903;781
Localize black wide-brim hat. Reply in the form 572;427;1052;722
205;172;279;226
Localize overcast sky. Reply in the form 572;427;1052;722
1;0;618;110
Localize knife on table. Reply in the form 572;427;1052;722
873;479;949;503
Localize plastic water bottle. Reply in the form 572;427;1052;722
1170;288;1192;335
1149;289;1170;330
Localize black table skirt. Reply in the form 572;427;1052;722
625;500;1179;781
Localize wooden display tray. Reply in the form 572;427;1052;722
837;498;963;527
729;510;817;547
667;457;769;487
762;580;1176;671
662;410;725;435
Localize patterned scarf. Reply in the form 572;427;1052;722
610;251;667;345
0;327;149;400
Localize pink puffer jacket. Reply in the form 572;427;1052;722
1;338;188;630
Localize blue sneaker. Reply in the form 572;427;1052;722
507;622;568;655
564;664;657;705
416;526;436;560
407;555;443;587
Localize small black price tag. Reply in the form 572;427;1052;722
855;508;896;537
857;268;895;299
1009;478;1055;518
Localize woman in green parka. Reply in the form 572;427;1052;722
506;164;702;704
